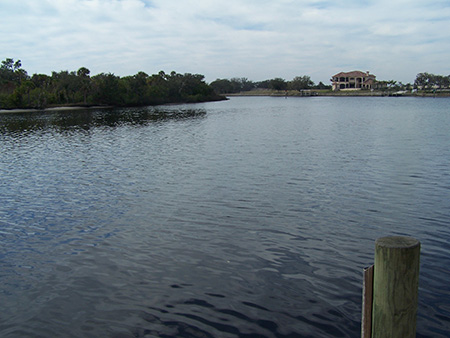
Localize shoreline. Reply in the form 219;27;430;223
226;89;450;98
0;105;114;114
2;91;447;114
0;96;226;115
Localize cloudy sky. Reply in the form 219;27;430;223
1;0;449;84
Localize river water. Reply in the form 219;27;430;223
0;96;449;337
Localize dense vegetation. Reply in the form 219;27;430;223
413;73;450;90
372;73;450;92
210;76;330;94
0;58;225;109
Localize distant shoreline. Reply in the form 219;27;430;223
226;89;450;97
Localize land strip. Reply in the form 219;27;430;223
226;89;450;97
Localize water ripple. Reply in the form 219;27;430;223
1;98;449;337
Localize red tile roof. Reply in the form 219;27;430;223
332;71;375;78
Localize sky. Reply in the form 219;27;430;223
1;0;449;84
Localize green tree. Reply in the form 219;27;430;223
229;77;254;92
315;81;331;90
76;67;91;105
1;58;28;86
147;72;169;104
29;74;51;108
269;78;287;91
256;79;271;89
1;58;224;109
210;79;233;94
51;70;80;104
288;76;314;91
1;58;15;72
91;73;124;105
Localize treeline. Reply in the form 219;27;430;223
373;73;450;92
414;73;450;90
211;73;450;94
0;58;224;109
210;76;330;94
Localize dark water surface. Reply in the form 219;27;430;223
1;96;449;337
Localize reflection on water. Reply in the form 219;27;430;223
0;97;449;337
0;107;206;133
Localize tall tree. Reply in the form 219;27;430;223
269;78;287;91
77;67;91;104
289;76;314;91
1;58;28;84
91;73;123;105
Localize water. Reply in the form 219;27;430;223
0;96;449;337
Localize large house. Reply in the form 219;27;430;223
331;71;376;91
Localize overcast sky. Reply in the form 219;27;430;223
1;0;449;84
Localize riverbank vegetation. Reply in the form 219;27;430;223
210;76;330;94
0;58;225;110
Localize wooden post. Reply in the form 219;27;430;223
371;236;420;338
361;265;374;338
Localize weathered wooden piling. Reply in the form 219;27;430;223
361;265;374;338
370;236;421;338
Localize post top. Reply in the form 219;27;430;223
375;236;420;249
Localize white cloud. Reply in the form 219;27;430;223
0;0;449;84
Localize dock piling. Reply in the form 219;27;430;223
369;236;421;338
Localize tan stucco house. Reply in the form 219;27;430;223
331;71;376;91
